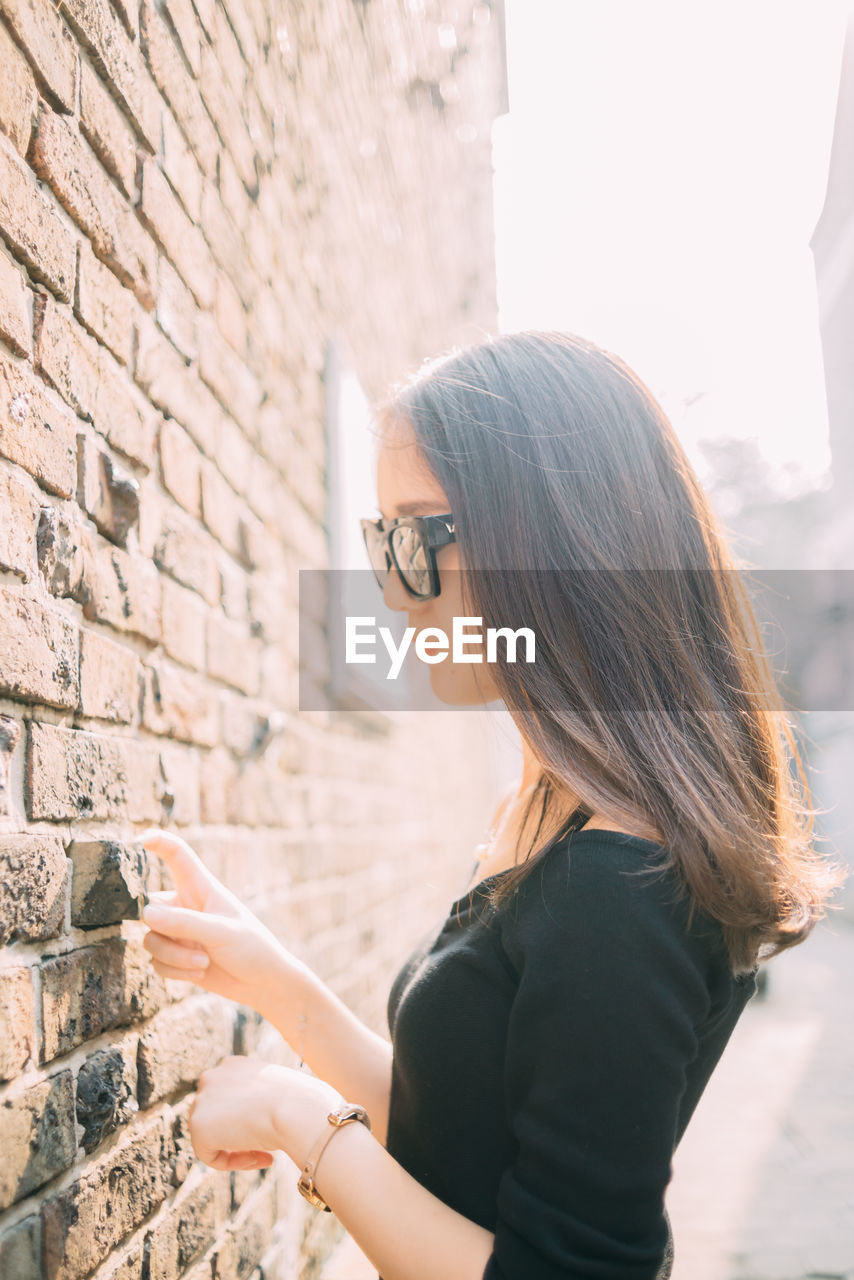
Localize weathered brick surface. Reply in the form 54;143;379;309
0;246;32;356
0;1212;42;1280
57;0;161;150
79;58;138;201
76;1040;140;1154
77;431;142;547
0;834;69;946
69;839;150;926
41;1111;169;1280
0;585;79;708
137;997;234;1108
0;466;39;579
0;1070;77;1209
34;294;157;469
0;358;79;497
40;937;168;1062
0;0;77;113
0;140;76;301
0;968;37;1080
26;722;168;822
31;107;156;306
75;240;136;366
0;1;506;1275
79;628;140;722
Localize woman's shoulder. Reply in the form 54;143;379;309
499;826;724;974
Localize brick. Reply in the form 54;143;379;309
79;58;137;200
40;937;168;1062
75;240;135;366
138;158;215;308
199;457;243;558
198;44;257;198
153;503;220;603
210;1176;276;1277
197;314;260;439
0;715;20;821
0;139;76;301
0;1213;42;1278
79;628;140;722
146;1175;218;1276
206;614;260;695
0;833;69;946
214;268;246;356
156;252;198;360
58;0;161;150
0;1070;77;1209
161;101;203;222
199;747;235;824
140;662;220;746
76;1041;139;1153
69;839;151;926
137;996;233;1107
41;1111;169;1280
134;313;224;456
25;721;168;822
0;0;77;113
0;359;79;501
34;295;156;470
0;245;32;355
77;431;141;546
79;536;161;643
0;466;39;579
0;968;37;1080
0;20;37;154
36;505;88;600
218;556;247;621
156;740;200;826
161;575;206;668
0;585;79;708
162;0;202;77
200;181;247;297
30;109;156;307
159;416;201;516
139;0;219;177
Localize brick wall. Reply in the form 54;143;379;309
0;1;508;1276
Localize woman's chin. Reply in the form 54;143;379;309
427;665;499;708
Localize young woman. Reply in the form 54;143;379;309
138;331;847;1280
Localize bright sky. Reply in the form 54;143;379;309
492;1;850;496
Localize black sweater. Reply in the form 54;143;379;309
383;827;759;1279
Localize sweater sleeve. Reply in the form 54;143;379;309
483;842;713;1280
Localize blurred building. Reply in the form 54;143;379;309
808;7;854;922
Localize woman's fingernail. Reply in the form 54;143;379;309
193;953;210;967
141;904;163;923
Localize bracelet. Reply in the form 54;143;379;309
296;1101;372;1212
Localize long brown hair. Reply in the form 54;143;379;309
374;330;848;978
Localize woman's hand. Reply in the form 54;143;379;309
136;827;310;1017
188;1054;343;1172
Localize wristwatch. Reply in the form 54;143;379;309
296;1101;372;1211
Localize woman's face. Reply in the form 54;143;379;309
375;422;503;707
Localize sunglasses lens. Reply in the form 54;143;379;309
390;526;431;596
362;523;389;586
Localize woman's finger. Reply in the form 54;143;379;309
140;902;235;947
143;931;210;970
135;829;216;902
150;958;210;983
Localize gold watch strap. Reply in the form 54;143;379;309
296;1102;372;1212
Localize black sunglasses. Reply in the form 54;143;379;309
360;513;456;601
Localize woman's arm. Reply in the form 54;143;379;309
274;1101;496;1280
259;954;395;1148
